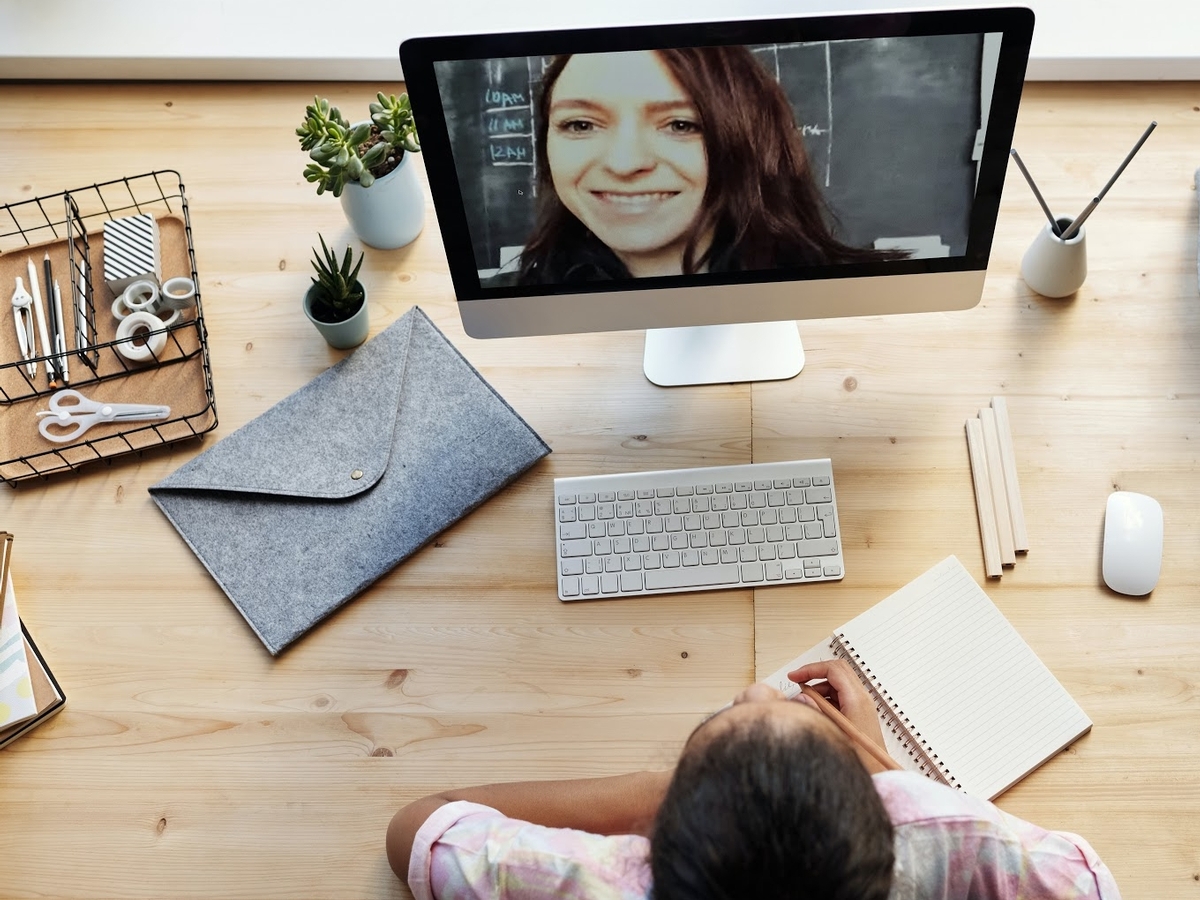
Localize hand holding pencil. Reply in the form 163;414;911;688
789;659;900;774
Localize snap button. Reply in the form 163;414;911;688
351;469;364;480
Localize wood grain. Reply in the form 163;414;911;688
0;80;1198;900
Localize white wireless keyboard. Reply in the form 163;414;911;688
554;459;844;601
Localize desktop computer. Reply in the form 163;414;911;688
400;7;1034;599
401;6;1033;386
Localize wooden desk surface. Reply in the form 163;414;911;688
0;80;1197;899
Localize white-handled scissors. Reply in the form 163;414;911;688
36;389;171;444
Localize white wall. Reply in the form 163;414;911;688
1;0;1197;81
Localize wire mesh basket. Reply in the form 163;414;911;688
0;171;218;484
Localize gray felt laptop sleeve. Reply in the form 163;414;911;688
149;306;551;655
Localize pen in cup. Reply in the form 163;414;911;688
26;257;54;384
1060;120;1157;241
1009;148;1060;236
43;253;62;388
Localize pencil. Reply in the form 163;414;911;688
1060;120;1156;240
798;683;901;772
1010;148;1060;235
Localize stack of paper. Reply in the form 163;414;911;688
0;534;66;748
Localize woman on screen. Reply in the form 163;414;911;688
506;46;901;285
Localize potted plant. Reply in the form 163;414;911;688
303;236;369;349
297;92;425;250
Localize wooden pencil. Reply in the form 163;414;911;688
990;396;1029;552
965;417;1003;577
799;683;901;772
979;407;1016;566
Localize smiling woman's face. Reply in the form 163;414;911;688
545;50;709;277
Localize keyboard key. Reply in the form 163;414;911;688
560;523;586;540
684;514;702;531
773;479;791;489
663;551;681;568
689;532;707;548
696;484;714;495
779;507;797;524
623;554;641;570
601;574;619;593
701;548;720;565
804;522;823;540
747;527;765;543
710;495;729;511
823;565;842;577
673;498;690;514
598;491;616;503
578;506;596;521
637;489;655;499
614;537;632;554
579;492;597;504
723;511;740;528
735;481;753;491
785;524;804;541
739;545;757;562
558;493;577;505
682;550;700;566
691;496;711;512
765;561;784;580
749;492;767;508
656;487;675;497
676;486;694;496
758;544;776;560
797;538;840;556
824;519;837;538
632;536;650;553
784;567;805;579
766;525;784;542
585;558;603;574
716;483;734;493
741;510;757;526
778;543;796;559
645;565;741;590
759;509;778;525
793;477;811;488
589;521;606;538
727;529;746;545
741;563;765;582
806;487;833;504
651;534;669;551
636;500;654;516
753;480;771;491
670;533;688;550
581;575;599;595
646;518;664;534
605;556;622;573
559;507;577;522
607;520;624;536
720;547;738;564
767;490;786;507
621;572;643;592
594;538;613;555
708;531;727;547
598;503;616;519
642;553;662;569
616;502;634;518
654;499;672;516
626;519;645;535
798;506;816;522
561;577;581;597
561;558;584;576
561;539;591;558
703;513;721;530
617;490;635;501
812;475;830;486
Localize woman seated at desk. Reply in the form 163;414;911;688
386;659;1120;900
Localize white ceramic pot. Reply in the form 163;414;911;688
339;150;426;250
303;282;370;349
1020;218;1087;298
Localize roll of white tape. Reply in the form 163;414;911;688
121;280;160;313
111;295;132;320
160;276;197;311
115;311;168;363
157;307;181;327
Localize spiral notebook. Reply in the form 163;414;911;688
764;555;1092;799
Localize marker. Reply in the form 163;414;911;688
1060;121;1157;241
52;280;69;384
43;253;61;388
26;257;54;384
1010;148;1060;235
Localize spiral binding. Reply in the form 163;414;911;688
830;633;962;790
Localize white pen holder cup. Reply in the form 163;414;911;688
1021;218;1087;298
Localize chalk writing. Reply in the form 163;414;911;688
484;89;527;108
490;143;530;162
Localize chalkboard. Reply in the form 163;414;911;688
433;33;984;274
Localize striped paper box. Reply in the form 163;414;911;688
103;213;162;293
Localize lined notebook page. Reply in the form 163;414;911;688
837;555;1092;799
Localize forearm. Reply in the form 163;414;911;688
387;769;673;881
433;769;673;836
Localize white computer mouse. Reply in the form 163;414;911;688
1102;491;1163;596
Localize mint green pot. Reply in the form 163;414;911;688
303;282;369;349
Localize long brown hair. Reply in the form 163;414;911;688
519;47;899;283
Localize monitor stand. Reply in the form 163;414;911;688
643;321;805;387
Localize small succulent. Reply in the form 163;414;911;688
308;235;365;321
298;93;420;198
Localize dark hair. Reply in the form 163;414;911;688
649;718;894;900
518;47;903;284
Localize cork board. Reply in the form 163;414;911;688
0;215;216;483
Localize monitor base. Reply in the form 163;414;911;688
643;321;805;387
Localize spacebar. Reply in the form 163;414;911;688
644;565;742;591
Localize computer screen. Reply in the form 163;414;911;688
401;7;1033;385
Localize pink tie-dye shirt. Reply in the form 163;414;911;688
408;771;1121;900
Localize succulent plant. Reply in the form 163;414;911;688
298;93;421;198
308;235;365;322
